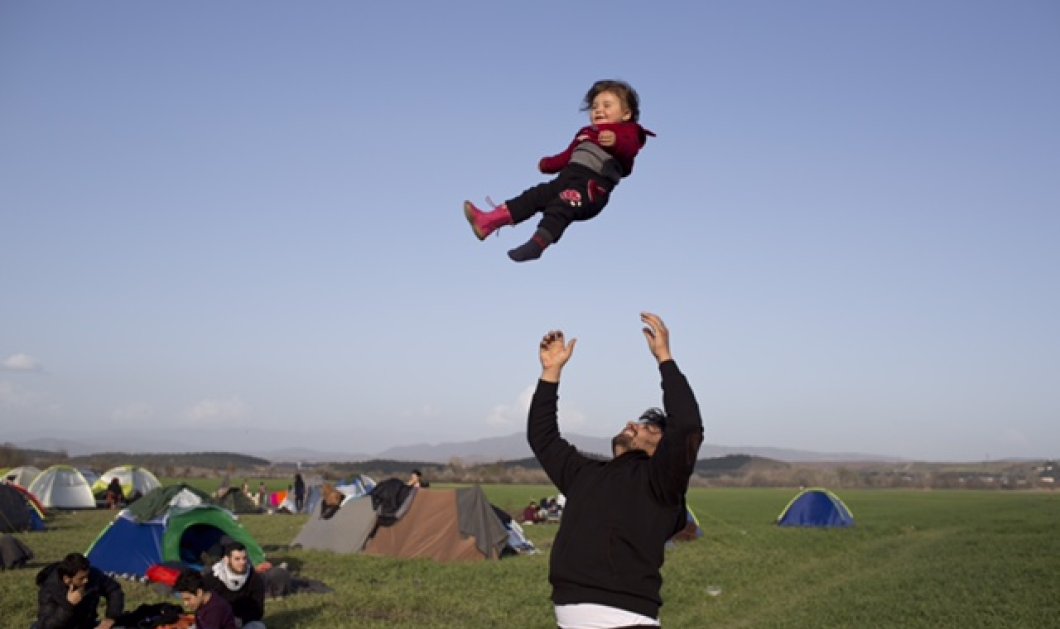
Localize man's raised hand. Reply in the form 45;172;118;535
641;312;673;364
539;329;576;383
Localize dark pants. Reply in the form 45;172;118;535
506;164;614;243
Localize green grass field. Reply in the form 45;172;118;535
2;487;1057;628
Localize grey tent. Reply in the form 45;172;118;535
292;497;377;553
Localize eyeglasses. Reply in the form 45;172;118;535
637;421;664;434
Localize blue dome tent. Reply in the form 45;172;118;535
86;485;264;578
776;488;854;528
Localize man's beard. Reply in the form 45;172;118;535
611;432;633;455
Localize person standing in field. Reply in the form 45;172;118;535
293;473;305;512
528;312;704;628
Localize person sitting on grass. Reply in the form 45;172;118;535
174;570;237;629
34;552;124;629
522;501;542;525
202;541;267;629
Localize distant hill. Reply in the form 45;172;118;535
695;454;789;477
374;432;904;464
68;451;271;470
13;431;906;465
255;446;372;464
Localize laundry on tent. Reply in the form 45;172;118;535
214;487;263;514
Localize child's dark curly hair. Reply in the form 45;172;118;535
581;79;641;122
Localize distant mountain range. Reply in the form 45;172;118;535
373;433;907;464
13;431;905;464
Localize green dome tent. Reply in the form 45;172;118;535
86;485;264;578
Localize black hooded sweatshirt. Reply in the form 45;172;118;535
202;564;266;623
528;359;704;620
35;562;124;629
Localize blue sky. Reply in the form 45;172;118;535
2;1;1057;461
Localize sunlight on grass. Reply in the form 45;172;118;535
2;487;1057;628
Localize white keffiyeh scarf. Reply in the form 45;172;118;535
212;558;249;591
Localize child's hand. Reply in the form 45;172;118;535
598;130;616;146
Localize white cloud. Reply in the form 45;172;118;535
184;396;251;425
2;353;42;372
486;386;588;430
486;386;534;427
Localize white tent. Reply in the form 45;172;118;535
3;465;41;488
28;465;96;509
79;469;100;487
92;465;161;499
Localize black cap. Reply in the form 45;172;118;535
637;407;667;430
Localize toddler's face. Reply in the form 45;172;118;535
589;90;631;125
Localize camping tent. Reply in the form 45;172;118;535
214;488;262;514
0;533;35;569
365;487;508;562
292;496;377;554
776;488;854;528
79;469;100;487
86;485;264;578
293;486;510;563
28;465;95;509
0;483;46;533
7;484;47;522
670;507;704;543
92;465;162;500
3;466;41;488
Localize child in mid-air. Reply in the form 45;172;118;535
464;79;654;262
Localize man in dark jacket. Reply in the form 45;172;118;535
528;312;704;628
202;541;266;628
34;552;124;629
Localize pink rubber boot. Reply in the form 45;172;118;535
464;200;513;240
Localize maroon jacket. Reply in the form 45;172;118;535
538;122;655;177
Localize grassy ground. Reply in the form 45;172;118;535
2;487;1057;628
